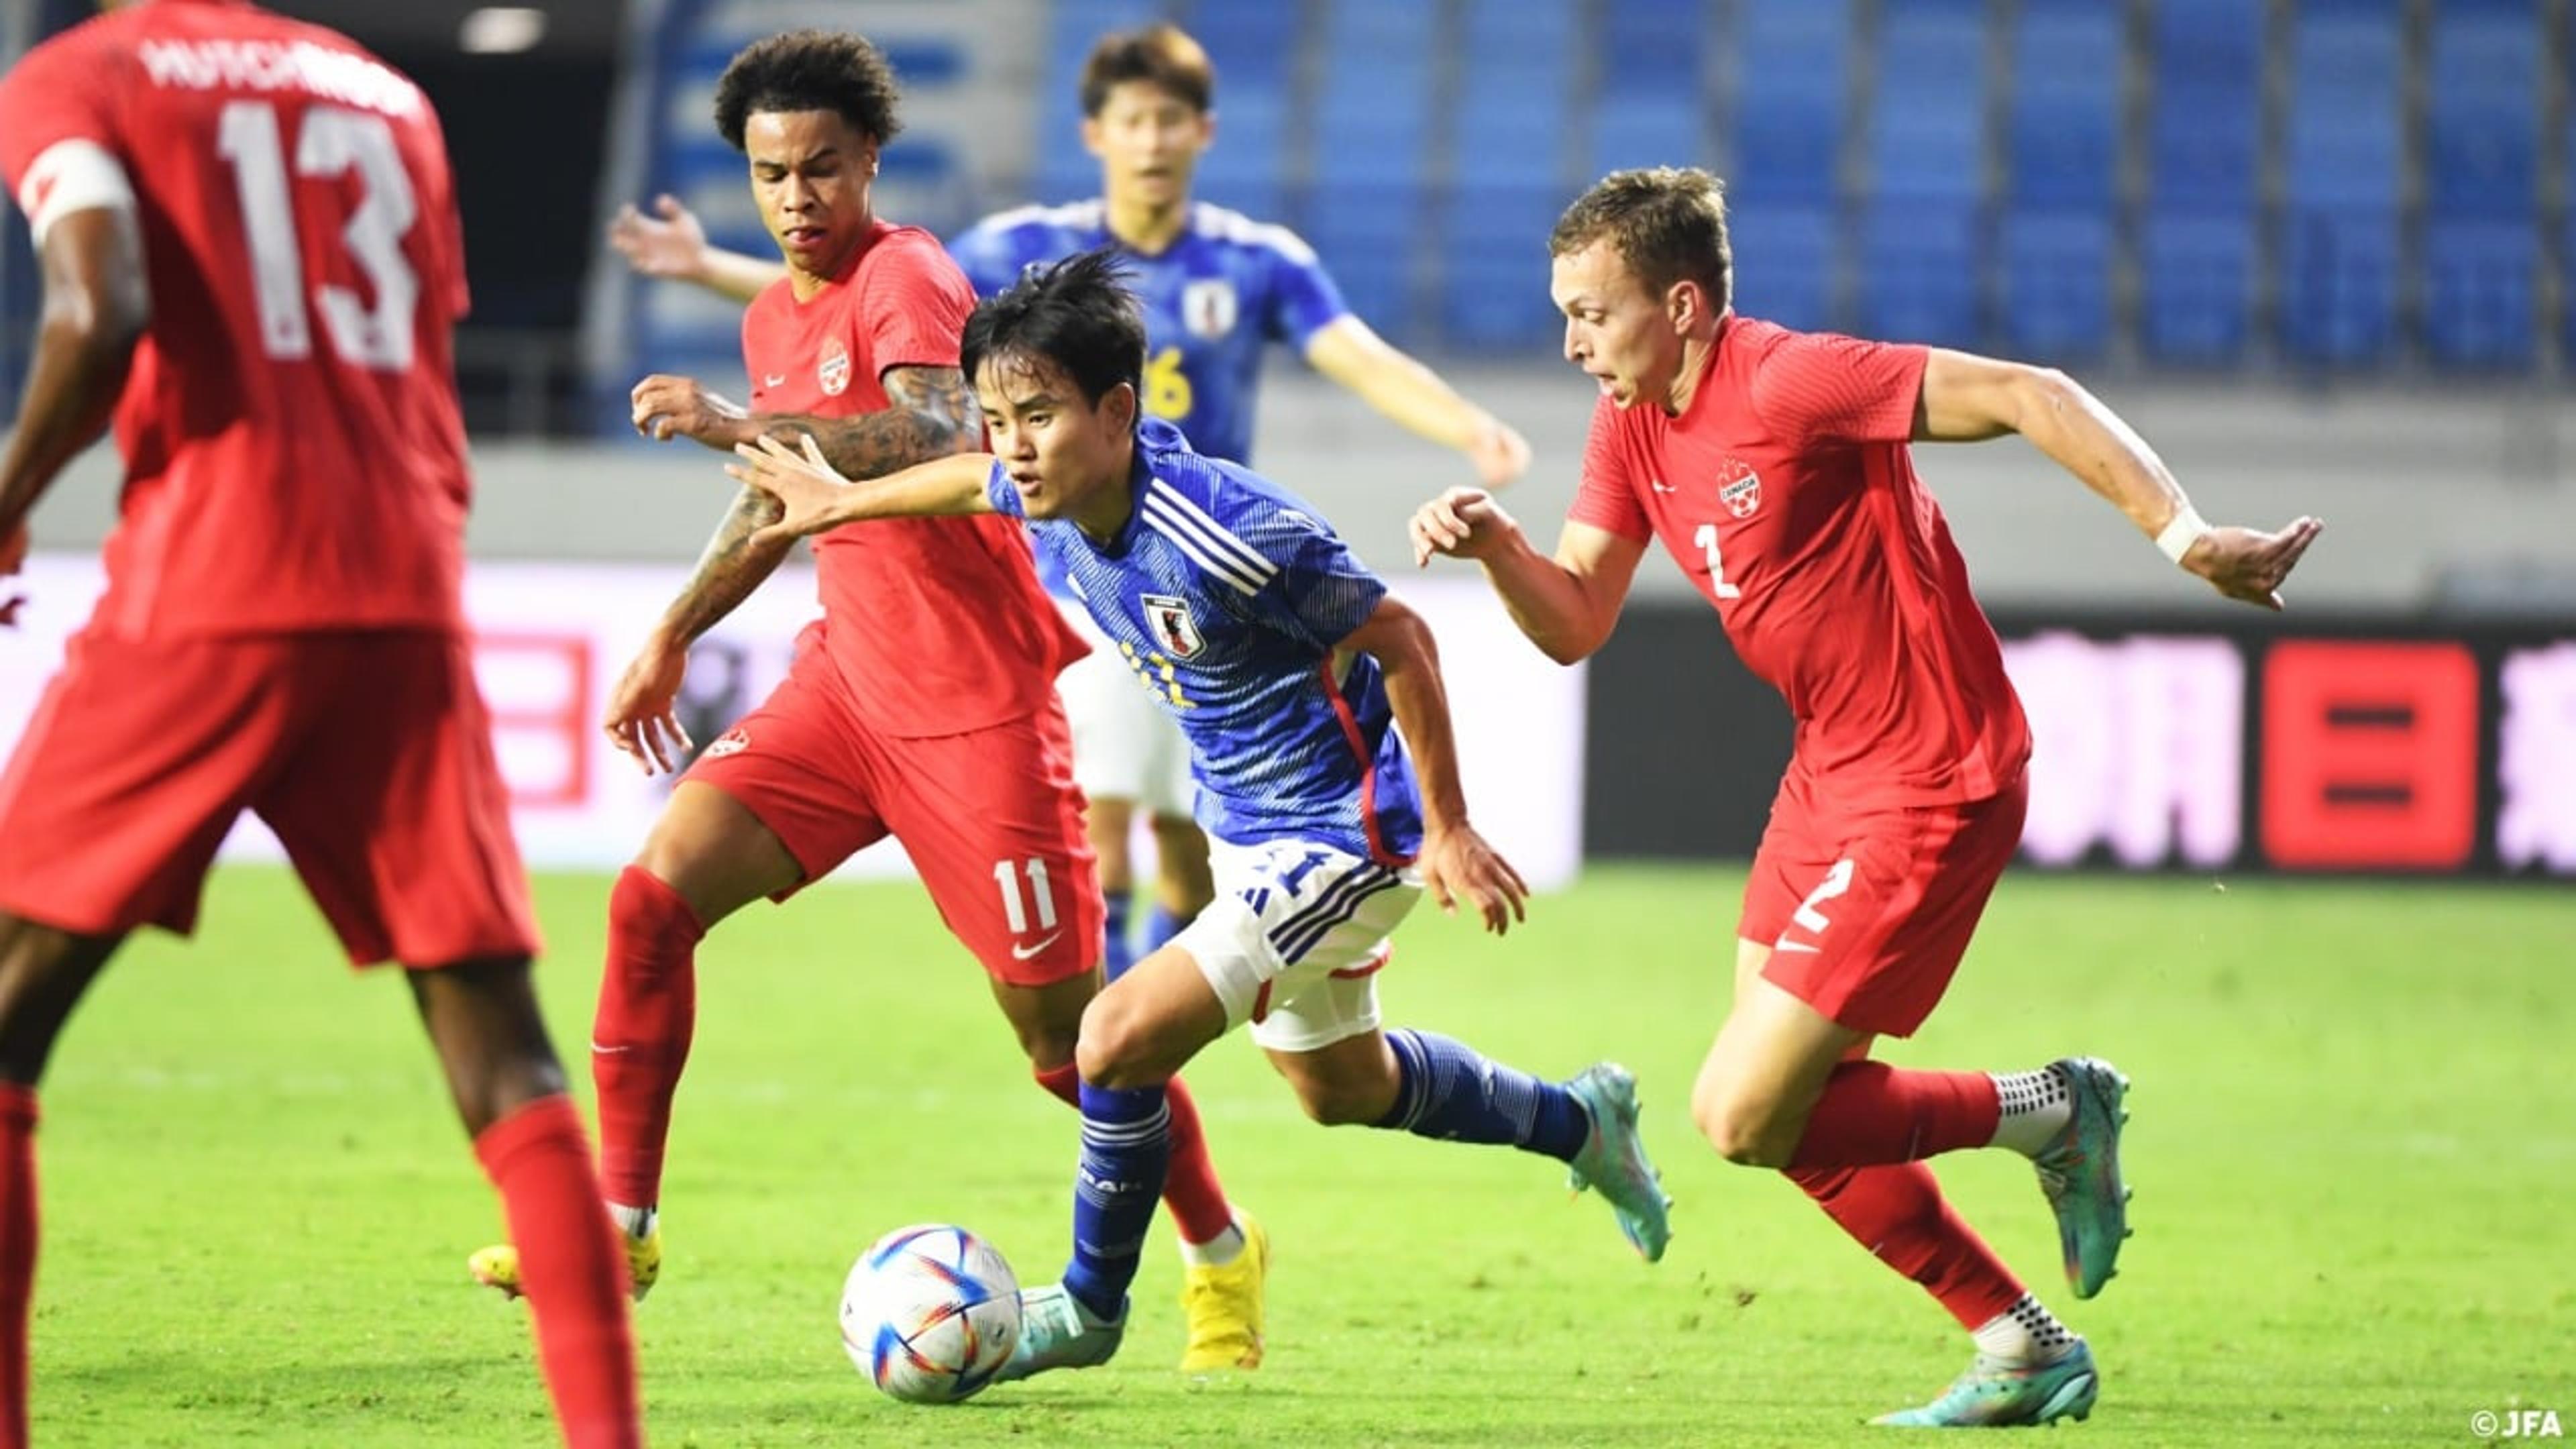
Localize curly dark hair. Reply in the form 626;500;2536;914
1550;167;1733;315
713;30;903;151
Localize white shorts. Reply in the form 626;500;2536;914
1056;599;1195;819
1171;836;1421;1053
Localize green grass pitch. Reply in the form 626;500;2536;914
25;864;2573;1446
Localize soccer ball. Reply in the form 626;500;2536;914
839;1224;1022;1404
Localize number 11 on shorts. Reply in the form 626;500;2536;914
993;857;1059;934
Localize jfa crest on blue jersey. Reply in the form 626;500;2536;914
949;201;1348;468
984;421;1422;863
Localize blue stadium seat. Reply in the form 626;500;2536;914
1593;94;1705;177
1725;204;1839;335
1732;0;1852;205
2283;8;2404;211
1603;0;1705;96
2422;220;2538;369
1301;186;1421;335
1998;212;2113;360
2009;3;2121;211
2279;209;2399;366
2149;0;2263;213
2139;214;2255;364
1439;184;1562;347
1858;203;1981;347
2425;9;2541;218
1868;11;1986;205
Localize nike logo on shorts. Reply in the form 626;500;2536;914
1772;939;1821;955
1010;931;1064;961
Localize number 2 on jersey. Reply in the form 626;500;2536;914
216;100;420;370
1693;523;1745;600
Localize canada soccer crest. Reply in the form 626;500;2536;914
818;337;851;396
1717;458;1762;519
1181;279;1238;339
1140;594;1205;659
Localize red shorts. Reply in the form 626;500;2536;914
0;629;539;967
681;647;1100;987
1738;769;2029;1038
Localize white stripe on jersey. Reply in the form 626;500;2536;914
1141;497;1265;596
1143;479;1278;592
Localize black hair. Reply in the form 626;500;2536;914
713;30;903;151
961;250;1148;411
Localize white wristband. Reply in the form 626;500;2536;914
2155;504;2212;564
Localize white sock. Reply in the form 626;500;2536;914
607;1201;656;1238
1988;1063;2074;1156
1177;1221;1245;1269
1970;1293;2082;1366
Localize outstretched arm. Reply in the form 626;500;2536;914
1339;594;1529;933
608;194;786;305
633;363;977;481
1409;490;1647;665
1306;317;1531;489
1915;350;2323;610
724;433;998;548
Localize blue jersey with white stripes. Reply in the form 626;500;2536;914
949;200;1348;469
983;420;1421;861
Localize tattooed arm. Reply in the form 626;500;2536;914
745;364;977;480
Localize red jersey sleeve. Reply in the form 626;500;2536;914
1749;330;1929;449
1566;394;1653;543
0;23;121;197
855;233;973;376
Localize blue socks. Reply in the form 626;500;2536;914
1377;1028;1591;1162
1061;1080;1169;1322
1099;890;1134;980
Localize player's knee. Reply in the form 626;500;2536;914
1692;1078;1792;1168
1011;1017;1081;1074
1073;988;1155;1089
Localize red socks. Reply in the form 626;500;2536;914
0;1087;35;1449
1789;1162;2026;1330
590;866;705;1211
1033;1062;1234;1246
474;1095;641;1449
1786;1061;2001;1170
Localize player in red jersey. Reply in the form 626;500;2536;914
466;30;1271;1374
0;3;642;1446
1413;168;2322;1427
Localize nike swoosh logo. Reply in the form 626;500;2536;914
762;374;786;387
589;1040;632;1055
1650;479;1678;493
1010;931;1064;961
1772;940;1821;955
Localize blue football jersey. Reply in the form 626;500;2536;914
983;420;1422;861
949;200;1348;468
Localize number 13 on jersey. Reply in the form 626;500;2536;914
1693;523;1744;600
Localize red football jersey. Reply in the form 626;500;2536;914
0;0;475;637
741;222;1082;738
1570;317;2031;806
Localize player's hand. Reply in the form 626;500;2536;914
0;522;25;628
632;374;750;450
1465;417;1532;490
1409;486;1523;568
603;635;694;775
1417;824;1529;936
608;195;712;283
727;432;855;547
2182;515;2324;611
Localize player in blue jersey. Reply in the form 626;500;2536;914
606;23;1532;985
720;252;1671;1382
